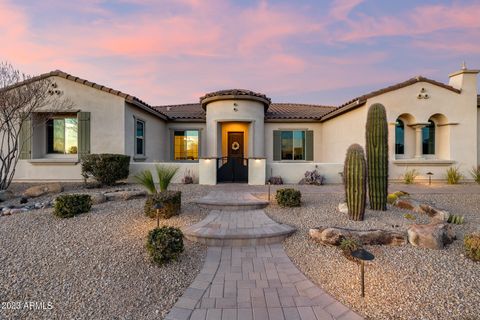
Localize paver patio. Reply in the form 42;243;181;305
165;192;363;320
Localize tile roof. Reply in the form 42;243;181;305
200;89;271;109
321;76;462;121
154;102;335;121
5;70;168;120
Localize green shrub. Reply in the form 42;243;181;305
145;191;181;219
135;165;179;194
146;226;184;265
81;154;130;186
470;166;480;184
446;167;463;184
54;194;92;218
387;193;398;205
339;237;361;260
403;169;418;184
276;188;301;207
464;234;480;262
447;214;465;225
403;213;416;220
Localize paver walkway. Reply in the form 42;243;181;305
165;192;363;320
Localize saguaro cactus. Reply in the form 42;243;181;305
344;144;367;221
366;103;388;211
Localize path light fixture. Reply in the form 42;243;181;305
351;249;375;297
267;181;271;202
426;172;434;186
153;202;164;228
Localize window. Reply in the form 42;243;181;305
395;119;404;155
135;119;145;156
174;130;199;160
422;120;435;155
46;117;78;154
281;130;305;160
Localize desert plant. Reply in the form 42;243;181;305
276;188;301;207
393;190;409;197
53;194;92;218
366;103;388;211
134;169;156;194
182;169;194;184
144;191;182;219
447;214;465;225
146;226;184;265
387;193;398;205
268;176;283;185
339;237;361;260
445;166;463;184
470;166;480;184
156;165;179;191
403;213;416;220
299;169;324;185
464;234;480;262
403;169;418;184
81;154;130;186
344;144;367;221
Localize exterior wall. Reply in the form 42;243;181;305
205;100;265;157
221;122;249;157
165;122;207;159
129;162;199;184
124;103;166;162
478;107;480;166
267;162;343;184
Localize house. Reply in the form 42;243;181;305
11;66;480;185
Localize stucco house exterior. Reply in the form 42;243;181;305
11;66;480;185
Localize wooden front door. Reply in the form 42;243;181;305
227;132;244;157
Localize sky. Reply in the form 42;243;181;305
1;0;480;106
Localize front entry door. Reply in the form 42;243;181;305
217;132;248;183
228;132;244;157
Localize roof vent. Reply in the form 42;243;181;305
166;107;172;111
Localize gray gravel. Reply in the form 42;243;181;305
264;186;480;320
0;183;210;320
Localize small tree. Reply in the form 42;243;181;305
0;62;72;189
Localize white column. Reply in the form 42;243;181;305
414;125;425;159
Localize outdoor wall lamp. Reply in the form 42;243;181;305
351;249;375;297
426;172;434;185
153;202;164;228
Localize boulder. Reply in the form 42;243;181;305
0;190;14;202
395;199;416;210
104;190;147;201
309;226;406;246
407;222;456;249
337;202;348;214
23;183;63;198
90;193;107;205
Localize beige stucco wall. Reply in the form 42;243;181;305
124;103;166;162
129;162;199;184
205;99;265;157
221;122;249;157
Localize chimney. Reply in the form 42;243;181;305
448;62;479;92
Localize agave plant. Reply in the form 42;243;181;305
135;165;179;194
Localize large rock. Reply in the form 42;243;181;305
309;226;406;246
407;223;456;249
23;183;63;198
0;190;14;202
90;193;107;205
104;190;147;201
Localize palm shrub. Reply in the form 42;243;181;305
146;226;184;265
344;144;367;221
470;166;480;184
366;103;388;211
445;166;463;184
136;165;181;219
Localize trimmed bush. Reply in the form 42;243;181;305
146;226;184;265
276;188;301;207
81;154;130;186
54;194;92;218
464;234;480;262
145;191;181;219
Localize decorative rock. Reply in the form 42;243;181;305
20;197;28;204
90;193;107;205
395;199;416;210
309;226;406;246
337;202;348;214
0;190;14;202
104;190;147;201
407;223;456;249
23;183;64;198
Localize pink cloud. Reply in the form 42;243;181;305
329;0;363;21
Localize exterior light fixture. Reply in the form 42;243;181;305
351;248;375;297
426;172;434;185
153;202;164;228
267;181;271;202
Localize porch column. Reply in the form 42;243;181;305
413;125;425;159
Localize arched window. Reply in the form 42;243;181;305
422;120;435;155
395;119;404;155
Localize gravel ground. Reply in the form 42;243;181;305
264;187;480;320
0;183;210;320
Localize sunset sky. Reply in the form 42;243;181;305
2;0;480;106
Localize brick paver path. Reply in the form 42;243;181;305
165;193;363;320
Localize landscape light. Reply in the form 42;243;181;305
351;248;375;297
153;202;164;228
426;172;434;185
